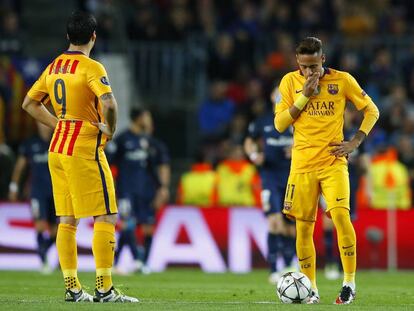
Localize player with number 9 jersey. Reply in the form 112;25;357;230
27;50;117;218
22;11;139;303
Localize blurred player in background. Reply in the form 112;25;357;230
22;11;137;302
244;96;296;285
9;122;56;274
108;108;170;274
274;37;379;304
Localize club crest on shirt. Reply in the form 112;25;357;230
327;84;339;95
284;201;292;211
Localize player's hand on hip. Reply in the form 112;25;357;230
91;122;113;140
302;72;320;97
329;140;357;157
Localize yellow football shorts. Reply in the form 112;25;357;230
48;150;117;218
283;163;350;222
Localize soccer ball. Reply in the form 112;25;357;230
276;272;312;304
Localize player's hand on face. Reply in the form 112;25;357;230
302;72;320;97
91;122;113;140
329;140;358;157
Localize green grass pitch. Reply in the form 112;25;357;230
0;269;413;310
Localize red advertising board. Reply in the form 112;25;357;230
0;203;413;271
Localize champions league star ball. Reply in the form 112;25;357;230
276;272;312;304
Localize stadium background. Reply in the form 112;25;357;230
0;0;414;272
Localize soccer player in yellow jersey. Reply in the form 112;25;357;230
274;37;379;304
22;11;138;303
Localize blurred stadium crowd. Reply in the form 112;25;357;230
1;0;414;208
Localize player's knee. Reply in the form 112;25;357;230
94;213;118;225
330;207;351;226
296;221;314;241
322;216;334;230
142;224;154;235
34;220;48;232
267;213;284;233
59;216;79;226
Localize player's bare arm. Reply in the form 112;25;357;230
244;137;265;165
22;95;58;129
8;155;27;202
153;164;171;210
91;92;118;139
329;101;379;157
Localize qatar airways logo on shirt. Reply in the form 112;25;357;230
303;101;335;116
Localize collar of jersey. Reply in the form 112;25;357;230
298;67;330;78
63;50;85;55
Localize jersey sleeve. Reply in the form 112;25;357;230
27;66;49;101
274;75;294;115
345;73;374;110
87;61;113;98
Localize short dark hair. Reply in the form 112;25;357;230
67;11;97;45
296;37;323;55
130;107;148;121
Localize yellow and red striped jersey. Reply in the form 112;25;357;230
275;68;375;173
27;51;112;160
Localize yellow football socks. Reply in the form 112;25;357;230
296;220;317;290
57;223;81;292
92;222;116;293
330;207;356;285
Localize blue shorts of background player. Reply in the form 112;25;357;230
119;195;155;225
114;195;156;273
31;195;57;223
261;178;285;216
260;171;296;283
260;171;291;218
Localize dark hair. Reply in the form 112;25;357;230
296;37;323;55
130;107;148;121
67;11;97;45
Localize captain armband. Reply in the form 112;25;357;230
293;94;310;110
